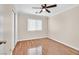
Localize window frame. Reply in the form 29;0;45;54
27;19;42;31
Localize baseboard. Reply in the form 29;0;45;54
48;37;79;51
16;36;79;52
18;36;48;41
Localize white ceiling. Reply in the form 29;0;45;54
14;4;78;17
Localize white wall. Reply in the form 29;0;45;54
17;13;48;40
0;14;4;54
48;6;79;50
3;5;14;54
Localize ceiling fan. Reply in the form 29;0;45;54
32;4;57;13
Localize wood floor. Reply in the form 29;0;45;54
12;38;79;55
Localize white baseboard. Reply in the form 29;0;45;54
48;36;79;51
16;36;79;51
18;36;48;41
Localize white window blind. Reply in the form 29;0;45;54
28;19;42;31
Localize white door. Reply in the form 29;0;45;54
0;15;6;54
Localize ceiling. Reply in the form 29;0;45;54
14;4;78;17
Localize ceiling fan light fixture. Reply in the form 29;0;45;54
33;4;57;13
43;9;45;11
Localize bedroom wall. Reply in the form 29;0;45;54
17;13;48;41
3;5;14;54
48;6;79;50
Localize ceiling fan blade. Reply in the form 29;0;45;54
39;9;43;13
45;9;51;13
46;4;57;8
32;7;42;9
41;4;47;8
44;4;46;7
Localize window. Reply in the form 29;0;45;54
28;19;42;31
